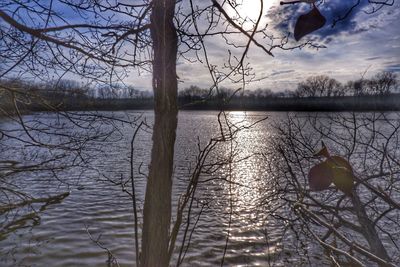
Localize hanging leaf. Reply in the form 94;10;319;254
328;156;353;173
327;156;354;195
314;145;330;158
331;166;354;195
308;146;355;195
308;161;333;191
294;6;326;41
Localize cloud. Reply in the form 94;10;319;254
270;69;295;76
4;0;398;93
267;0;398;43
384;64;400;73
142;1;400;92
365;56;381;61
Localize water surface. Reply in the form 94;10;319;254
0;111;398;266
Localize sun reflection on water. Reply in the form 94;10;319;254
216;111;279;264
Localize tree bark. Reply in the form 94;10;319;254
351;191;390;266
140;1;178;266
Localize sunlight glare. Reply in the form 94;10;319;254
234;0;275;22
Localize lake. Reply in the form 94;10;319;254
0;110;399;266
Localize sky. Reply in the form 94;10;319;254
126;0;400;92
2;0;400;92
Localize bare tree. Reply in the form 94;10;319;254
0;0;396;266
295;75;343;97
346;78;368;96
345;71;398;96
264;113;400;266
1;0;285;264
367;71;398;95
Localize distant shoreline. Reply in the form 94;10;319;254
178;94;400;112
5;94;400;113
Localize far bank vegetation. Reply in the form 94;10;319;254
0;71;398;113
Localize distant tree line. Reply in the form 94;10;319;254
179;71;399;101
1;71;398;109
1;78;88;100
295;71;398;97
0;78;151;101
0;78;154;112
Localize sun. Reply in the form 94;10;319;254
234;0;275;21
226;0;275;30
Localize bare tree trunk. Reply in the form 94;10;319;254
140;1;178;266
351;192;390;265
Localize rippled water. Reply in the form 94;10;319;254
0;111;398;266
0;111;284;266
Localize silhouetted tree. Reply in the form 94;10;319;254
296;75;343;97
367;71;398;95
178;85;209;101
1;1;396;266
346;79;367;96
265;113;400;266
0;1;282;265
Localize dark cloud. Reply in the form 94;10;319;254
270;69;295;76
268;1;378;42
366;56;381;61
385;64;400;73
